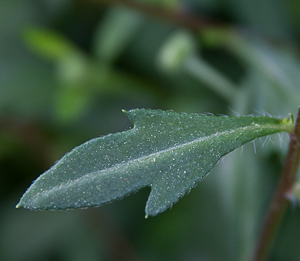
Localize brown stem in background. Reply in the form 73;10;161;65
88;0;291;48
1;116;53;168
89;0;224;30
253;107;300;261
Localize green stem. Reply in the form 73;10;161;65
184;57;238;103
253;107;300;261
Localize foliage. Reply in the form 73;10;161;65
1;0;300;260
17;109;293;218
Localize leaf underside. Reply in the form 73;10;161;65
16;109;293;217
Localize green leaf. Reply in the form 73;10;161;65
23;27;76;61
16;109;294;217
157;30;197;72
53;85;92;123
93;7;143;63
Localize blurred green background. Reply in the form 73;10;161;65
1;0;300;260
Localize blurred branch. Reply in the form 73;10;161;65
253;107;300;261
184;57;238;102
1;117;52;168
89;0;224;30
88;0;296;51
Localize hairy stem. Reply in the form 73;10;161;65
253;107;300;261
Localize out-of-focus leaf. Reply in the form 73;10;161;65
54;86;92;123
229;0;291;38
93;7;143;63
55;52;88;85
202;29;300;99
203;30;300;116
157;30;237;102
157;30;196;72
17;109;293;217
23;27;76;61
184;57;238;102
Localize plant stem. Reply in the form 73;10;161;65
184;57;237;103
91;0;223;30
253;107;300;261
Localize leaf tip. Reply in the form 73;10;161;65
15;202;22;209
122;109;131;119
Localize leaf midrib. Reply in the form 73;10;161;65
42;123;280;195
